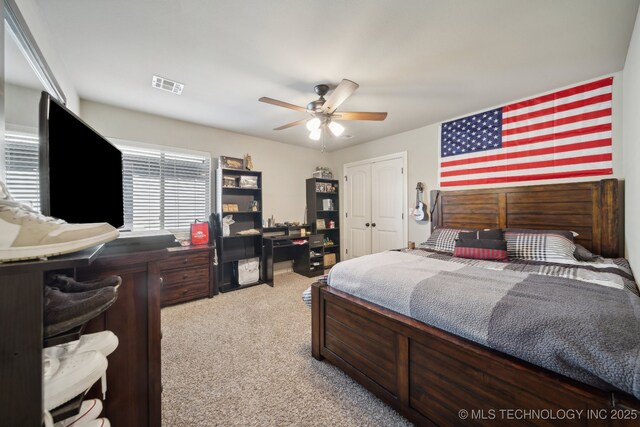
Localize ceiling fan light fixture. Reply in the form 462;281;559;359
309;128;322;141
306;117;321;131
328;120;345;137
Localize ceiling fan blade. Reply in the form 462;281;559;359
259;97;307;113
332;111;388;121
273;119;308;130
321;79;359;114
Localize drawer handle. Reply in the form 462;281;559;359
183;258;189;264
183;274;189;279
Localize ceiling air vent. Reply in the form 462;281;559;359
152;75;184;95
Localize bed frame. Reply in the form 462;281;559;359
312;179;639;426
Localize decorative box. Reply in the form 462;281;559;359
312;170;333;179
324;253;336;267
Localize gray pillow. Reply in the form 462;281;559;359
459;228;503;241
574;244;599;261
421;227;472;253
504;229;576;262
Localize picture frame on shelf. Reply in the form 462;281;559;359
223;175;238;188
316;219;326;230
220;156;245;170
239;175;258;189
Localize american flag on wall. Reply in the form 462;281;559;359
439;77;613;187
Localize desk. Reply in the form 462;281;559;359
262;226;324;284
263;236;308;285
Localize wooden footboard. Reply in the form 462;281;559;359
312;282;640;426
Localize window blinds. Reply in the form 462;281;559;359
4;130;41;210
119;145;211;231
2;131;211;232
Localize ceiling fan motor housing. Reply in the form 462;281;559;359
307;99;325;113
307;84;330;112
314;84;329;97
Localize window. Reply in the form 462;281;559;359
118;144;211;232
2;132;211;232
3;128;40;210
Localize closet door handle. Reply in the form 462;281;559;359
365;223;370;227
371;223;377;227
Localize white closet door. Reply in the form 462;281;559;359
371;157;404;253
345;163;372;259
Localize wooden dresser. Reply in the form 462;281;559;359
78;248;168;427
160;245;217;307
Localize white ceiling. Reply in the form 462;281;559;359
34;0;639;151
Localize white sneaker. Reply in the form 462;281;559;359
0;181;119;262
54;399;103;427
43;351;108;411
45;331;119;359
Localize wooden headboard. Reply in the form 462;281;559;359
430;179;624;258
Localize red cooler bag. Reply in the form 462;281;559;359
190;220;209;245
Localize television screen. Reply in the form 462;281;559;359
39;92;124;228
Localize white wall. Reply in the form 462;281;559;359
15;0;79;111
623;7;640;273
329;72;625;246
328;126;439;245
5;83;40;128
80;100;327;225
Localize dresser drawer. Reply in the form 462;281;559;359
162;251;210;271
161;279;209;306
161;267;209;287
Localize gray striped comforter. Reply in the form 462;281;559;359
312;249;640;398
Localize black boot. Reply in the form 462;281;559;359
44;286;118;338
46;274;122;292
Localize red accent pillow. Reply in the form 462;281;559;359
453;238;508;261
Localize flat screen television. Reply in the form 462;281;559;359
39;92;124;228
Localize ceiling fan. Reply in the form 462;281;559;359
259;79;387;141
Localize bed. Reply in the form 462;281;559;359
310;179;640;426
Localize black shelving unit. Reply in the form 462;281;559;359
305;233;326;276
216;166;265;292
306;178;340;270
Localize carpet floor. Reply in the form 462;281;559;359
161;272;412;426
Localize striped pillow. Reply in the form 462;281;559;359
421;227;472;253
504;229;576;262
454;239;508;261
